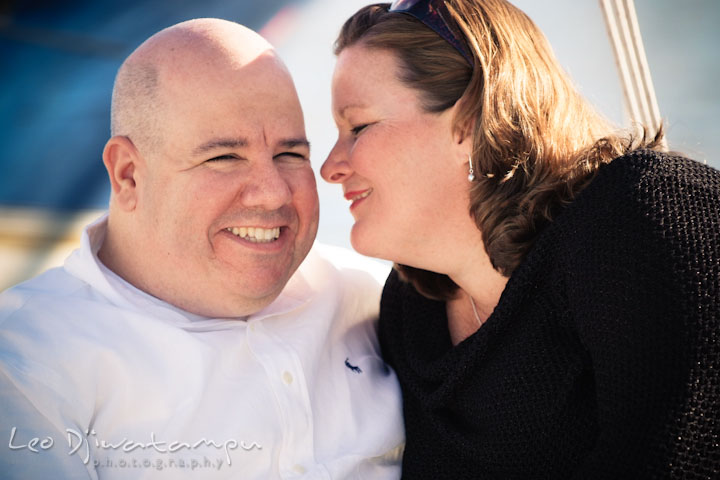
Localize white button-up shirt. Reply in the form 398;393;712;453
0;215;404;479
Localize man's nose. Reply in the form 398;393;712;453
239;160;293;210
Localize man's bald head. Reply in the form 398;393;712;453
101;18;317;318
110;18;277;155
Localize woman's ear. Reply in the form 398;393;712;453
452;116;476;166
451;101;476;147
102;136;142;211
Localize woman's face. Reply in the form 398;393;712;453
321;45;477;272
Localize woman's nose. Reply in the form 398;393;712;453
321;142;352;184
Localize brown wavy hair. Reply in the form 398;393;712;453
335;1;664;300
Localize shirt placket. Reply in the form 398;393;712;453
246;319;327;479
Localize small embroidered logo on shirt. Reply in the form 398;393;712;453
345;358;362;374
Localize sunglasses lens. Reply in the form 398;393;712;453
389;0;421;9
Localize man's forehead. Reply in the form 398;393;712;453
159;50;287;94
156;53;305;130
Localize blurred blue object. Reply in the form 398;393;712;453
0;0;305;210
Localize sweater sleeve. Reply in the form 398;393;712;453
564;153;720;478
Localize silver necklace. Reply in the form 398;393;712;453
468;294;483;327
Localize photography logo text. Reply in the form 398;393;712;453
8;426;262;468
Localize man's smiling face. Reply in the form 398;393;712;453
132;51;318;317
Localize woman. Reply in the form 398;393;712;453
320;1;720;478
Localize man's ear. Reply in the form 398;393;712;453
103;136;142;211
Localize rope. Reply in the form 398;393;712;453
599;0;668;150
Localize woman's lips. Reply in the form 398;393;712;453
344;188;373;210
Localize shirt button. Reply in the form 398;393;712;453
292;464;306;474
282;371;294;385
249;324;256;332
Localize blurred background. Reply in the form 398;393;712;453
1;0;718;290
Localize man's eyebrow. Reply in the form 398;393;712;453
192;137;310;155
278;138;311;151
192;137;248;156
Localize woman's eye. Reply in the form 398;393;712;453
351;124;369;136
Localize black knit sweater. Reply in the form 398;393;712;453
379;150;720;479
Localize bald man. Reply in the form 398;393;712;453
0;19;403;479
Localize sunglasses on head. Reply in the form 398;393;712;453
389;0;473;65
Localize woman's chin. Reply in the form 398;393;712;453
350;225;387;261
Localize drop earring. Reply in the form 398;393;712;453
467;155;475;182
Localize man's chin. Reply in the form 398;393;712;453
207;274;293;317
178;288;282;319
196;243;309;317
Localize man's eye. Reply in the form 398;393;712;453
275;152;307;161
351;124;369;136
206;155;237;162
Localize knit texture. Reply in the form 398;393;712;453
379;150;720;479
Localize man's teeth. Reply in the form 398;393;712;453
226;226;281;243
